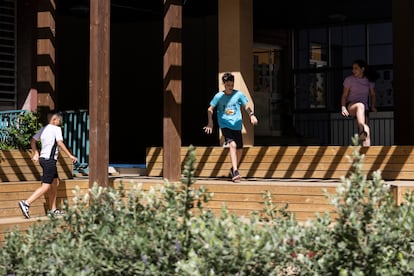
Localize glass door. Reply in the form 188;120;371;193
253;44;282;138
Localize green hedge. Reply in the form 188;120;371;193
1;139;414;275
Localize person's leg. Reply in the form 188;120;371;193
229;140;239;172
48;178;59;210
348;103;369;143
25;183;51;205
222;128;243;181
236;148;243;167
231;131;243;182
19;182;51;218
362;114;370;146
229;141;241;182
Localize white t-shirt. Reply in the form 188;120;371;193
32;124;63;160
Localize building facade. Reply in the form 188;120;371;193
3;0;412;167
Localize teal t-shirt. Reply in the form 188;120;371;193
209;90;248;130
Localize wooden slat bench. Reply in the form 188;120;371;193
146;146;414;181
0;150;73;182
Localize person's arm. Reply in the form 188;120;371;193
57;140;78;163
369;87;377;112
30;137;39;161
203;106;215;134
244;106;258;125
341;87;350;116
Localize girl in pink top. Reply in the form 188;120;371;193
341;59;378;146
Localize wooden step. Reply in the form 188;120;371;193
0;179;89;218
0;216;50;244
2;177;414;245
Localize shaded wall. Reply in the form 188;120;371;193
393;0;414;145
182;15;219;147
55;12;218;164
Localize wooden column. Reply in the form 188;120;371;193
36;0;56;111
163;0;182;182
218;0;254;146
89;0;110;187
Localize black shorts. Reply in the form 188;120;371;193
221;128;243;149
39;158;58;184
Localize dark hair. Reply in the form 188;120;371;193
353;59;380;82
222;72;234;83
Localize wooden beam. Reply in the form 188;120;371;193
163;0;182;181
89;0;110;187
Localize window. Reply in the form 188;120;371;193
0;0;16;110
293;22;393;111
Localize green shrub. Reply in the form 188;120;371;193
0;111;42;150
291;135;414;275
1;139;414;275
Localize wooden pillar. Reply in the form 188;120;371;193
393;0;414;144
36;0;56;111
163;0;182;182
218;0;254;146
89;0;110;187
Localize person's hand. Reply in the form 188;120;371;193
31;152;39;162
250;114;258;125
341;106;349;117
371;106;377;113
203;124;213;134
69;155;78;163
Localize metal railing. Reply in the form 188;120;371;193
0;109;27;143
61;110;89;173
295;111;394;146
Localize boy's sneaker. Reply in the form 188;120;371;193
232;170;241;182
48;209;64;217
18;200;30;219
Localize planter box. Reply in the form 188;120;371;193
0;150;73;182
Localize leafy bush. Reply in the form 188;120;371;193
289;136;414;275
1;139;414;275
0;111;42;150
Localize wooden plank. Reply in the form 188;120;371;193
148;145;414;158
192;182;338;195
201;201;336;212
146;146;414;180
0;151;73;182
148;154;414;165
0;172;69;182
148;168;414;180
211;193;332;205
191;208;337;222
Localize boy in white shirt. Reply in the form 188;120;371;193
18;112;78;218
